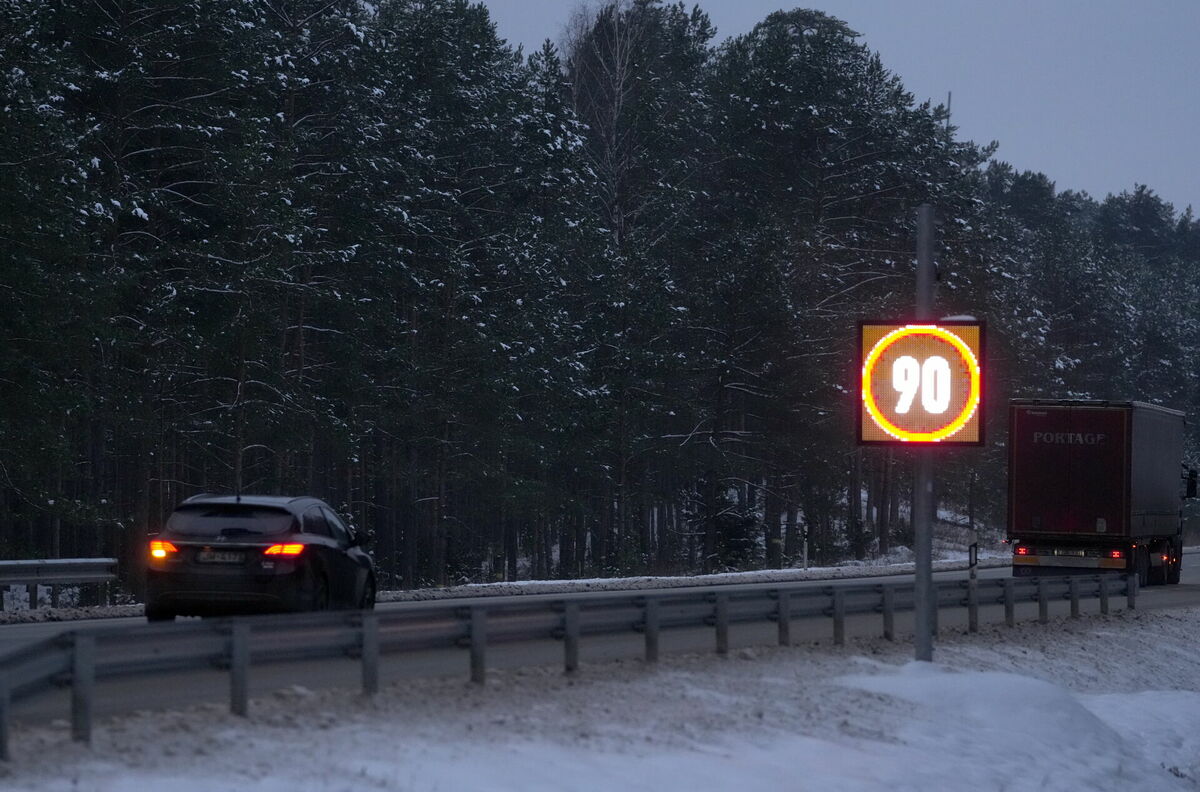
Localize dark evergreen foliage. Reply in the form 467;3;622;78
0;1;1195;589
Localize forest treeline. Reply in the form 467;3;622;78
1;0;1197;589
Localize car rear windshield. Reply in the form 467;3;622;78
165;504;295;537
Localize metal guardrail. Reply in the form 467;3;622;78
0;559;118;587
0;559;119;611
0;571;1134;760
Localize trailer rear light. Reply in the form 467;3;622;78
264;544;304;556
1109;549;1124;559
149;540;178;559
1015;546;1030;556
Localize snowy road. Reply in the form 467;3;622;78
5;560;1199;727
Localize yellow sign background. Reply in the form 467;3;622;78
859;323;982;444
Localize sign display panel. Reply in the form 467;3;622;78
858;321;984;445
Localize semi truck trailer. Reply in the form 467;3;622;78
1007;399;1193;586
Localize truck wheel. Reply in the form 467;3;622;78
1135;547;1150;588
1167;552;1182;585
1148;545;1167;587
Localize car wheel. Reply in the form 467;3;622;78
311;575;330;611
360;575;376;611
145;602;176;622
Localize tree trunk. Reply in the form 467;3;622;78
864;453;876;545
879;451;892;555
784;505;799;563
849;449;864;560
702;470;719;573
764;480;782;568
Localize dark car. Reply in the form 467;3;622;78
145;494;375;621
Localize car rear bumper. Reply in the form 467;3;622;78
146;566;310;615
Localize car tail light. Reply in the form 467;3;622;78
1162;554;1169;562
1015;546;1030;556
264;544;304;556
1109;549;1124;559
150;540;178;559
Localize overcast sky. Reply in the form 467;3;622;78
479;0;1198;213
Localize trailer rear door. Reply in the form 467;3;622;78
1009;404;1129;537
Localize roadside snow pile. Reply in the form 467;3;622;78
379;555;1011;602
0;604;142;626
839;665;1199;789
5;606;1199;791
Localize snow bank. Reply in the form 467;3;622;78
839;664;1199;790
5;604;1199;791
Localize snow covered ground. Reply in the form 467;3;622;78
4;604;1199;790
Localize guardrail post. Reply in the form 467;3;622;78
881;586;895;641
931;587;939;638
1069;578;1080;618
50;585;60;609
230;621;249;717
1099;575;1110;615
26;584;37;610
564;603;580;674
71;633;95;744
776;590;791;647
714;595;729;655
1037;579;1049;624
470;608;487;683
1004;578;1015;627
967;578;978;634
361;614;379;696
1126;573;1138;610
832;590;845;647
0;681;10;762
644;599;660;663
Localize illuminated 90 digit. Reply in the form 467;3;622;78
892;355;951;415
892;356;921;414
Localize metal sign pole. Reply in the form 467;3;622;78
913;204;936;662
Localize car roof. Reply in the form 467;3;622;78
177;494;328;516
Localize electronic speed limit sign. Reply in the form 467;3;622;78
857;321;984;445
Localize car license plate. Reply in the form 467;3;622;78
197;550;244;564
